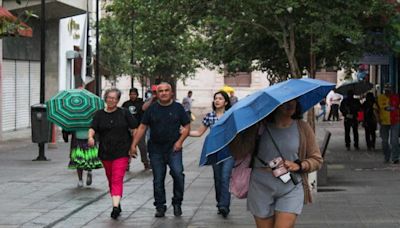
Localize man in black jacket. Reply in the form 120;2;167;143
340;90;361;150
122;88;150;170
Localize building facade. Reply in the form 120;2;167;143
0;0;90;140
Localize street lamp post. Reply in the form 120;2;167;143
95;0;101;96
131;17;135;88
34;0;48;161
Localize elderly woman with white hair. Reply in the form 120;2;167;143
88;88;138;219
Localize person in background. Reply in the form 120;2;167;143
316;98;327;121
131;82;190;218
62;130;101;187
122;88;150;170
142;85;158;144
229;91;238;106
88;88;138;219
143;85;158;111
375;83;400;164
339;90;361;150
327;91;342;121
362;92;377;151
189;91;233;218
182;90;193;120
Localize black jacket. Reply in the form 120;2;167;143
340;97;361;120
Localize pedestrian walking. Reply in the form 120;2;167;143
229;91;238;106
233;99;323;228
142;85;158;144
62;130;102;188
143;85;158;111
131;82;190;218
122;88;150;170
88;88;138;219
375;83;400;164
189;91;234;218
182;90;194;121
316;98;327;121
327;91;342;121
339;90;361;150
362;92;377;150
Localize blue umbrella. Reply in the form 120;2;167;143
200;78;335;166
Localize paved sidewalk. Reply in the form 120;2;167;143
0;121;400;227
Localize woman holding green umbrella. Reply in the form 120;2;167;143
63;129;102;188
46;88;105;188
88;88;138;220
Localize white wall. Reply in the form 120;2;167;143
176;69;270;109
59;14;87;90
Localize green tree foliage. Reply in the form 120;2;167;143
102;0;202;84
182;0;395;81
98;16;130;81
102;0;395;83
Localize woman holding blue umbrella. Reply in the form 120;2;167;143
189;91;234;218
244;99;322;228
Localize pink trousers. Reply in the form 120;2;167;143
102;157;129;197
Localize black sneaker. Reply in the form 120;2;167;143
173;205;182;216
393;160;399;164
110;206;121;219
155;208;166;217
218;207;229;218
86;171;92;186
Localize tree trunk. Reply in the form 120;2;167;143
308;36;316;132
282;26;302;78
287;54;301;78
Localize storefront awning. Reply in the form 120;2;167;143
0;7;32;37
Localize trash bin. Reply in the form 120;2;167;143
31;104;51;143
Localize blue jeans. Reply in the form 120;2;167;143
316;105;326;120
212;157;234;209
380;124;400;162
148;142;185;209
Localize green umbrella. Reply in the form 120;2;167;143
46;89;104;132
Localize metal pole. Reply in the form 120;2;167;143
40;0;46;103
131;17;135;89
95;0;101;96
34;0;48;161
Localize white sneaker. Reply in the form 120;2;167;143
77;180;83;188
